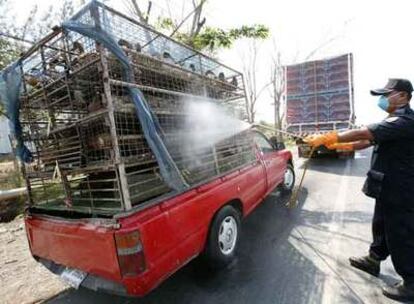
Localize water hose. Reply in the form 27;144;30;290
286;146;316;208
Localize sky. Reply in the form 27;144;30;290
10;0;414;125
207;0;414;124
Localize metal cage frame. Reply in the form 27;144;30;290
17;1;254;215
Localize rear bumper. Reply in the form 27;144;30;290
38;257;129;297
37;255;159;297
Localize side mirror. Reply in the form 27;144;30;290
269;136;286;150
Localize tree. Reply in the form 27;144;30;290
0;0;20;70
127;0;152;24
270;42;285;140
242;39;271;123
124;0;269;53
0;39;19;70
0;0;76;60
0;0;76;118
122;0;269;123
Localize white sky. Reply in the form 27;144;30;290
11;0;414;124
208;0;414;124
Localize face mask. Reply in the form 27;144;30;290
377;95;389;112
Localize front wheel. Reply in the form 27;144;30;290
203;205;241;268
280;164;295;192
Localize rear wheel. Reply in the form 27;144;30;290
203;205;241;268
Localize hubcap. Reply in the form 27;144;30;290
284;167;294;189
218;216;238;255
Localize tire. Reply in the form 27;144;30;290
203;205;241;268
280;164;295;192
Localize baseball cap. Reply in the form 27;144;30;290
370;78;413;96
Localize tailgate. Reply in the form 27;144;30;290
25;215;121;282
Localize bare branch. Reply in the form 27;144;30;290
169;1;206;38
242;39;267;123
193;17;206;37
189;0;207;38
123;0;135;16
145;1;152;23
256;81;273;99
269;38;286;138
302;20;351;61
303;35;340;61
130;0;147;23
21;5;38;40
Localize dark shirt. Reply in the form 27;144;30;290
367;105;414;200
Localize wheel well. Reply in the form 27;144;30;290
227;199;244;217
209;199;244;229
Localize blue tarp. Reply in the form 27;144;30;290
0;61;32;162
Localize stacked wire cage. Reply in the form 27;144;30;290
285;53;354;134
17;1;255;215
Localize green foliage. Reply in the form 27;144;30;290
0;39;20;70
187;25;269;51
155;12;269;52
156;16;175;31
229;25;269;40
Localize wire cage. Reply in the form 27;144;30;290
17;1;255;215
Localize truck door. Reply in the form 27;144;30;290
253;132;285;191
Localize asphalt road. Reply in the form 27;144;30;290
48;149;406;304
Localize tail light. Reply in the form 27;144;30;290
115;230;146;276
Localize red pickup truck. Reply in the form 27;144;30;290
24;130;294;297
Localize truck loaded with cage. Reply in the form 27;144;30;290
284;53;356;158
1;1;294;296
1;0;256;215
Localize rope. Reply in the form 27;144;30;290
251;123;306;139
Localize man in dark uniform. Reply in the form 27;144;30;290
304;78;414;301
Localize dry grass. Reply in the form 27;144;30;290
0;217;68;304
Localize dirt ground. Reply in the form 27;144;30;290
0;160;15;172
0;216;68;304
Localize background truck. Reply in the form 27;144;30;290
284;53;356;158
1;1;295;297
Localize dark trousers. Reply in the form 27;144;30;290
369;198;414;284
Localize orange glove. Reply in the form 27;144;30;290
326;142;354;151
303;131;338;148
